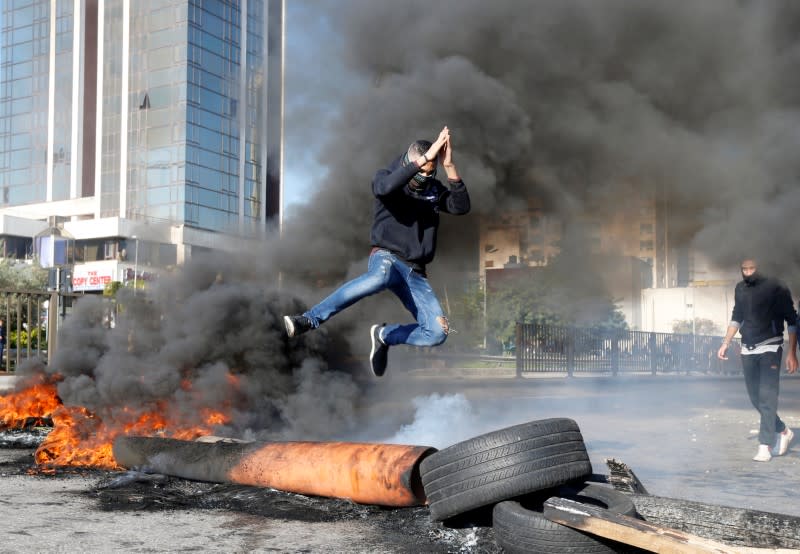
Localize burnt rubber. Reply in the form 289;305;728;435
420;418;593;521
492;483;639;554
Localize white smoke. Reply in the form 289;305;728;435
381;393;481;448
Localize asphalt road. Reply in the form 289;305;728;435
1;372;799;552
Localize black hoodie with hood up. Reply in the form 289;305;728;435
370;155;470;274
731;274;797;348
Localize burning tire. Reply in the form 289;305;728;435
492;483;637;553
420;418;593;522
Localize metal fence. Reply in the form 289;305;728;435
0;288;93;372
0;289;51;372
515;323;744;377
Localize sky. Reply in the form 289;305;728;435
282;2;357;217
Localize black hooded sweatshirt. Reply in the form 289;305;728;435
730;274;797;347
370;155;470;274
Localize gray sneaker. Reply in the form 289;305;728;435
773;428;794;456
369;324;389;377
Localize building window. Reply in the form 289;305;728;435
104;240;119;260
639;240;654;251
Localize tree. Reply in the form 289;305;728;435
443;280;486;352
0;260;49;352
0;259;48;290
672;318;721;336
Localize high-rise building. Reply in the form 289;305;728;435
0;0;283;291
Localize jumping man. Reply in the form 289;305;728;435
283;126;470;376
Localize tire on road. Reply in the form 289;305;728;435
557;482;638;517
420;418;593;522
492;483;638;553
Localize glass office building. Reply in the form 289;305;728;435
1;0;283;235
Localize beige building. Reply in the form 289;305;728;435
478;190;737;333
480;191;658;279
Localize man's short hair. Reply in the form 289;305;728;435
407;140;432;160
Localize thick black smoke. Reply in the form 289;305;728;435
21;1;800;443
283;0;800;283
24;251;361;441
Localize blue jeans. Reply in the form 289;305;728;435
304;249;448;347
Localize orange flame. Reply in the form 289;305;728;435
0;380;61;429
33;402;234;470
1;374;236;471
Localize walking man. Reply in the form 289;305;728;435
283;126;470;376
717;258;798;461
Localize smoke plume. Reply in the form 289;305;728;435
284;0;800;282
21;1;800;443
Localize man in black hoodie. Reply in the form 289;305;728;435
717;258;798;462
283;127;470;377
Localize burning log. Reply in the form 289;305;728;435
113;436;436;507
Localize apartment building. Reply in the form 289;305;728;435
477;188;735;331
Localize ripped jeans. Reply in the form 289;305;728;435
303;249;448;347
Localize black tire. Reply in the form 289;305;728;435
557;482;638;518
420;418;593;522
492;484;639;553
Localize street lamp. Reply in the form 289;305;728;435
132;235;139;296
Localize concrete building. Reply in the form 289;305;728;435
477;190;737;333
478;192;658;328
0;0;284;292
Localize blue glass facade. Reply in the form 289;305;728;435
124;0;269;232
52;0;74;201
126;0;189;223
0;0;279;235
0;0;51;205
184;0;243;230
99;0;124;216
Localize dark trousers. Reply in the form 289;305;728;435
741;349;785;445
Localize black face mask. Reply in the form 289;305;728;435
742;271;760;285
402;153;437;186
412;170;436;185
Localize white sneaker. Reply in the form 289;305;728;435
753;444;772;462
773;428;794;456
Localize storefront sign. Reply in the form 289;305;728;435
72;263;116;292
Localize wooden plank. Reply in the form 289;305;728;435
629;493;800;550
543;496;745;553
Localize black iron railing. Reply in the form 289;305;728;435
515;323;745;377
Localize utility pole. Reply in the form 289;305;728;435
47;268;59;366
132;235;139;296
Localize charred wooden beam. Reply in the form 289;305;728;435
629;494;800;550
605;457;650;494
113;436;435;507
543;496;782;554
